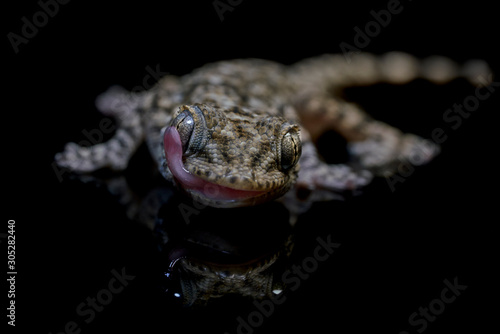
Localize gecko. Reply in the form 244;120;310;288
55;52;490;212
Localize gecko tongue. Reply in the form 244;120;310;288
163;126;264;201
164;126;206;189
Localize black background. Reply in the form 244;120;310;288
4;0;499;333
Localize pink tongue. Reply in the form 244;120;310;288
163;127;264;201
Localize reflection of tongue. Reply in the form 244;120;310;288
163;126;264;201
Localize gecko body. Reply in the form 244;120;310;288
55;52;490;210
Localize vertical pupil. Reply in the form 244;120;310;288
282;133;295;171
281;129;301;171
176;111;194;153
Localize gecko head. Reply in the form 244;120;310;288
161;104;302;208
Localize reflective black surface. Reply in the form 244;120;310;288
6;1;499;333
156;200;293;307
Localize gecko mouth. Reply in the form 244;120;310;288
163;126;267;203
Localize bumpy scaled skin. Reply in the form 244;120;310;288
55;52;490;209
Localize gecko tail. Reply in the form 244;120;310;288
291;52;493;93
379;52;493;87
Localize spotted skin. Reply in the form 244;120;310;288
55;52;491;210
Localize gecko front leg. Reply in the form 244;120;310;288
279;127;374;218
281;92;439;216
296;139;373;195
298;95;439;177
347;121;439;175
55;86;144;173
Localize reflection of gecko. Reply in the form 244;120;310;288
55;52;490;210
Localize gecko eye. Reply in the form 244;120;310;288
172;110;195;153
280;127;301;172
170;105;209;155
